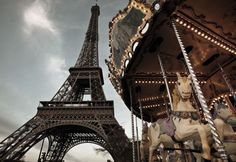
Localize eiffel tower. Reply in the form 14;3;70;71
0;4;131;162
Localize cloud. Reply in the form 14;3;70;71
46;55;69;88
23;0;58;36
47;55;68;75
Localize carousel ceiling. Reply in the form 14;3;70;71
106;0;236;121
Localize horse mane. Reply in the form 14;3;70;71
172;85;180;111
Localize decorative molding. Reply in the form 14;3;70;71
181;4;236;40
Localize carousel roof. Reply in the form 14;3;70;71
106;0;236;121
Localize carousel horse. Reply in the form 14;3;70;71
140;122;175;162
213;103;236;141
189;102;236;162
140;122;149;162
207;103;236;161
147;73;211;162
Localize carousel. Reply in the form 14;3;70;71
106;0;236;162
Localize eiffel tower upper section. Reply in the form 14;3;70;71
51;4;106;102
75;5;100;68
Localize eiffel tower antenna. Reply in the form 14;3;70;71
0;4;132;162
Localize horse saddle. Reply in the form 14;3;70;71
157;118;176;137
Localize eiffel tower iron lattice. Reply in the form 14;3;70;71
0;5;132;162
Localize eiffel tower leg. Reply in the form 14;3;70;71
45;134;72;161
0;116;45;160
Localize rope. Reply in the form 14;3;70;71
172;20;228;161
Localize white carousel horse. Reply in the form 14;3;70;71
189;102;236;162
147;73;211;162
206;103;236;161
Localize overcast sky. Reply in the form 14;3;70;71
0;0;141;161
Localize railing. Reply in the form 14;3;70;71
38;101;114;108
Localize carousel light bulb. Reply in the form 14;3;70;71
179;21;183;24
191;27;194;31
197;31;201;35
187;25;191;28
194;29;198;33
204;35;208;39
183;23;187;26
201;33;205;37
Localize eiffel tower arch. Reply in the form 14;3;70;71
0;4;132;162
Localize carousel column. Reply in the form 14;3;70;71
137;86;144;127
129;87;136;162
172;20;228;161
136;116;140;162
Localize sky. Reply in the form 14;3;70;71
0;0;142;161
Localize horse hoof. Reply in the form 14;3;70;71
202;157;211;162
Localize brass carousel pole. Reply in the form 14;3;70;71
218;63;236;102
157;53;174;112
172;20;228;161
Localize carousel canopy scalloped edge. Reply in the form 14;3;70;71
106;0;155;96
